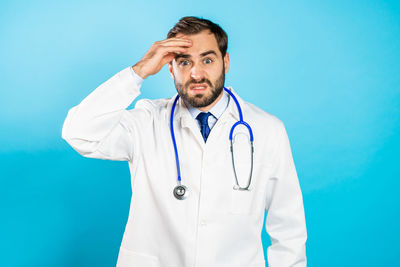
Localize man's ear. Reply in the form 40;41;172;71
223;52;230;74
168;62;174;79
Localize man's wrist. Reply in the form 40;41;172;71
132;64;147;80
130;65;144;87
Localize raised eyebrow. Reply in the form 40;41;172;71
175;50;217;61
175;54;191;60
200;50;217;57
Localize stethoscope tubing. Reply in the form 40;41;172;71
170;95;182;184
170;87;255;198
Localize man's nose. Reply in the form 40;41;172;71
190;64;205;80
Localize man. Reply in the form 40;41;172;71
62;16;307;267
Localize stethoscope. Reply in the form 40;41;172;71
170;87;254;200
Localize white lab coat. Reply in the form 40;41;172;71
62;66;307;267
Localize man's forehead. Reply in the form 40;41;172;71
174;30;220;57
175;30;217;46
175;29;212;39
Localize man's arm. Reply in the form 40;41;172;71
265;121;307;266
61;37;193;161
61;67;146;161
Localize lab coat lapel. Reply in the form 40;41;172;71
213;86;241;125
168;93;206;148
203;87;241;146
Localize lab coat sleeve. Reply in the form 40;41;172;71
265;121;307;267
61;66;149;162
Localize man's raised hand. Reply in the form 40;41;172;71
132;37;192;79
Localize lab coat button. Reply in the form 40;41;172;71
200;220;207;226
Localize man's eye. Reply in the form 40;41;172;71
204;58;213;64
179;60;190;66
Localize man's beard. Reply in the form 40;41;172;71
174;65;225;108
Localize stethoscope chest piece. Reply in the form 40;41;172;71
173;185;189;200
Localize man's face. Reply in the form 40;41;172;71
168;30;229;110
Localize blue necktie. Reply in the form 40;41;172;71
196;112;212;142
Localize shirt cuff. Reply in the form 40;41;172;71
130;66;144;87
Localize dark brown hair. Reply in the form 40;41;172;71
167;16;228;58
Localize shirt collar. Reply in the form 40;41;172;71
183;89;230;120
168;87;242;130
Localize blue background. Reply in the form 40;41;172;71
1;0;399;266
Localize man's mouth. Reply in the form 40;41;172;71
189;83;208;92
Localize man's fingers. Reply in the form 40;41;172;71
158;38;192;47
160;37;192;43
159;41;192;48
159;46;188;55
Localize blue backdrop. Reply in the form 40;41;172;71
1;0;399;266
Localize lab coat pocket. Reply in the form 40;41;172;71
116;247;159;267
229;188;261;215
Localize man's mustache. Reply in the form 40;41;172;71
185;78;212;88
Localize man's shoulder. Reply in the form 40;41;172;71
242;99;284;129
135;97;170;109
129;96;172;116
123;97;172;124
241;100;288;146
